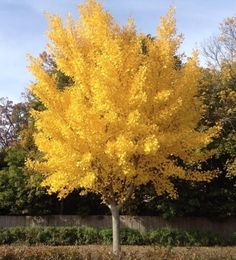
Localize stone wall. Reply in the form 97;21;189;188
0;215;235;238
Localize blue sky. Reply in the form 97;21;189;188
0;0;236;102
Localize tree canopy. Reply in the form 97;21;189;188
28;0;219;207
27;0;221;254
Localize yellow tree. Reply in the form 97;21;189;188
28;0;219;255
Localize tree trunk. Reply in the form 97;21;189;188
110;205;121;256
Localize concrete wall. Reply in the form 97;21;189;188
0;215;235;238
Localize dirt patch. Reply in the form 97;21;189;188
0;245;235;259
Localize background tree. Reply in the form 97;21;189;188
202;15;236;176
0;98;28;148
0;98;53;215
28;0;219;255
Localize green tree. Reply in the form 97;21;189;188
202;16;236;176
0;98;28;148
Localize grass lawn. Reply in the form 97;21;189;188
0;245;236;259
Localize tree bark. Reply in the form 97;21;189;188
110;205;121;256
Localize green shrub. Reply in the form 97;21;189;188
36;227;53;244
58;227;78;245
0;226;231;246
99;228;112;244
148;228;178;246
25;227;42;245
120;228;144;245
0;228;13;244
229;232;236;245
147;227;224;246
76;226;99;245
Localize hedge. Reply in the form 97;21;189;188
0;226;234;246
